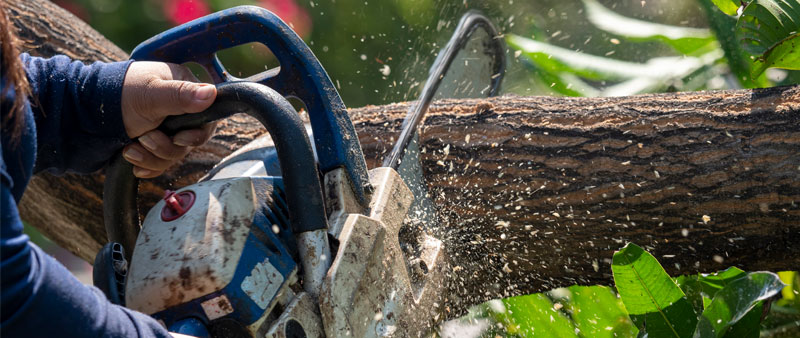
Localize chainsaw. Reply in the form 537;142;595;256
94;6;505;337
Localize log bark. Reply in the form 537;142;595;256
8;0;800;312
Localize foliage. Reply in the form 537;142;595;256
710;0;742;15
507;0;727;96
459;244;796;337
614;244;784;338
582;0;717;55
612;243;698;338
507;0;799;97
463;285;638;337
736;0;800;76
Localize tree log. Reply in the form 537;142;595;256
8;0;800;312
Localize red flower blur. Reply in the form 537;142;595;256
164;0;211;25
259;0;312;38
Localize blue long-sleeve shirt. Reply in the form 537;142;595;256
1;54;171;337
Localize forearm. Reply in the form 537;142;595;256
0;245;172;337
21;53;133;174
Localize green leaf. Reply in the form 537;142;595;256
737;0;800;76
737;0;800;55
489;294;580;337
698;0;772;87
778;271;799;306
612;243;698;338
564;286;638;337
722;302;763;338
711;0;743;15
582;0;717;54
507;35;709;81
697;267;748;298
694;272;785;337
676;275;706;315
751;32;800;75
523;64;599;97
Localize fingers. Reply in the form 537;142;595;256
137;130;192;160
155;62;214;115
122;62;218;138
122;143;170;178
122;140;189;179
145;79;217;117
122;124;215;178
173;122;217;147
120;61;220;177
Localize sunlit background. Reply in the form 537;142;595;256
49;0;723;107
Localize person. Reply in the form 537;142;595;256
1;4;216;337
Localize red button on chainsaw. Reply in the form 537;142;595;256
161;190;196;221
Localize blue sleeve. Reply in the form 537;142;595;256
20;53;133;174
1;184;171;337
1;55;171;336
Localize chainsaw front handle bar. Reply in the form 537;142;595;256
131;5;370;206
104;82;329;263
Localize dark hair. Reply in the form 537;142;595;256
1;1;31;142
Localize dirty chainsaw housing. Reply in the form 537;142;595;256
126;176;305;336
125;156;447;337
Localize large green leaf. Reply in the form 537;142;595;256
489;294;579;337
564;286;638;337
737;0;800;76
711;0;743;15
582;0;717;54
612;243;698;338
525;65;599;97
694;272;785;337
675;275;706;315
678;268;764;338
778;271;799;308
737;0;800;55
722;302;763;338
751;32;800;75
676;267;757;317
506;35;708;81
697;267;747;298
697;0;772;87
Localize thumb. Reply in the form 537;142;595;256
146;80;216;118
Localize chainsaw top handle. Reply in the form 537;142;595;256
104;82;327;261
130;5;370;206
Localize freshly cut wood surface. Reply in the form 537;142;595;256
8;0;799;311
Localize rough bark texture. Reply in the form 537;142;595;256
8;0;800;310
360;93;800;311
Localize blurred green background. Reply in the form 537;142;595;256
53;0;711;108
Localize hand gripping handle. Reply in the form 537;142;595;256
104;82;328;262
130;5;370;205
